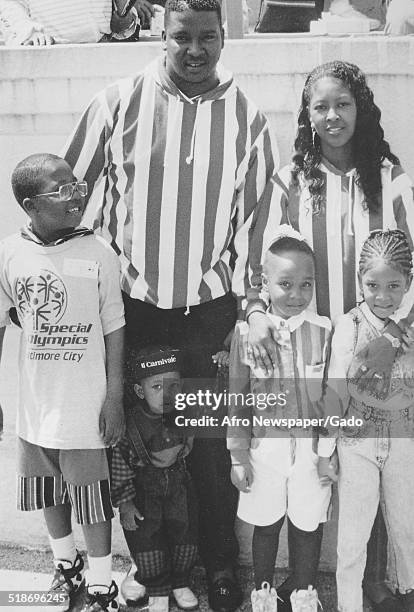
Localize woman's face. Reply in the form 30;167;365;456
308;76;357;160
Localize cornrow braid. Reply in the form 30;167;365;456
359;229;413;277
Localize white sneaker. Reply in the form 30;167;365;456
251;582;279;612
148;595;169;612
120;563;146;603
329;0;381;29
172;587;199;610
290;586;321;612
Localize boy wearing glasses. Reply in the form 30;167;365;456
0;153;125;612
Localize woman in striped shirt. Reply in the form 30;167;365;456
246;61;414;612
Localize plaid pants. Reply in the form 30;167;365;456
123;461;198;596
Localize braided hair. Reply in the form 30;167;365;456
292;61;399;214
359;229;412;278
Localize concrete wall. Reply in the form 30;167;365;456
1;36;414;569
1;36;414;238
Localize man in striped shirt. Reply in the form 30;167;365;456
63;0;277;609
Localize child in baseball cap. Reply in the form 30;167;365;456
112;346;198;612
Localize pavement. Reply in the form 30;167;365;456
0;562;339;612
0;569;128;611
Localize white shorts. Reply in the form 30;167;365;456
237;435;331;531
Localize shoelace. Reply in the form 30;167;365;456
87;588;116;611
294;592;322;612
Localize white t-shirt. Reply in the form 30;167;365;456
0;232;125;449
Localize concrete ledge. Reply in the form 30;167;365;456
2;35;414;238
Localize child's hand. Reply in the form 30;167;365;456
212;350;230;369
318;455;338;485
119;500;144;531
223;328;235;350
402;324;414;351
231;463;253;493
99;395;125;447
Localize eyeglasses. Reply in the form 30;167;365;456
32;181;88;201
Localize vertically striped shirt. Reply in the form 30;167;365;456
63;58;276;314
248;160;414;322
0;0;112;44
227;310;332;462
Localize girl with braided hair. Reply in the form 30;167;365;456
327;229;414;612
244;60;414;611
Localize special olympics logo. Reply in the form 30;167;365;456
15;270;67;331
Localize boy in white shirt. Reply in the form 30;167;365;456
0;153;125;612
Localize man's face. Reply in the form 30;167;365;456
163;8;224;97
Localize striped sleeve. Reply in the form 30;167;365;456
391;166;414;249
245;168;289;304
391;166;414;319
62;84;118;208
232;116;276;316
0;0;112;44
110;443;136;507
227;323;253;462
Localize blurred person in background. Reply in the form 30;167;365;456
385;0;414;33
0;0;156;45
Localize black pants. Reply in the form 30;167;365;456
123;462;198;597
123;292;239;576
254;518;323;591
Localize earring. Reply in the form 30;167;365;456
312;127;318;150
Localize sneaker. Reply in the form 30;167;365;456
329;0;381;29
208;576;243;612
251;582;279;612
290;587;321;612
173;587;198;610
120;563;147;603
148;595;169;612
49;551;85;612
80;580;119;611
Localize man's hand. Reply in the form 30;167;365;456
318;455;338;485
23;30;54;45
111;10;136;34
230;463;253;492
247;312;280;375
99;395;125;447
133;0;155;23
119;500;144;530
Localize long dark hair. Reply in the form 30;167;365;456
292;61;399;214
